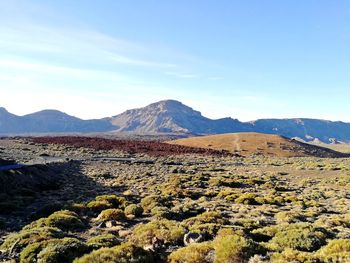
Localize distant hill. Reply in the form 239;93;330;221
1;100;350;143
250;118;350;143
0;107;114;134
168;132;347;158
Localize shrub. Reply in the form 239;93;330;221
317;239;350;261
275;211;305;224
216;228;246;238
213;234;262;263
87;234;120;249
124;204;144;217
0;227;64;252
96;209;126;222
168;242;214;263
189;223;223;239
235;193;259;205
171;201;205;219
44;210;84;230
141;195;163;212
131;219;185;246
234;218;266;230
20;241;46;263
95;195;128;209
266;223;328;252
24;210;84;231
150;206;172;219
86;200;113;213
183;212;227;228
20;237;88;263
66;203;87;214
270;248;317;263
73;242;153;263
217;189;239;201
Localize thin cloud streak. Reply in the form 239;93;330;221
0;25;182;70
165;71;200;79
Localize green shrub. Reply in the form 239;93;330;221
189;223;223;239
66;203;87;214
150;206;172;219
141;195;163;212
275;211;305;224
124;204;144;217
213;234;262;263
235;193;259;205
0;227;64;252
24;210;84;231
216;228;246;238
96;209;126;222
44;210;84;230
234;218;266;230
95;195;128;209
183;212;227;228
87;234;120;249
20;241;46;263
73;242;153;263
171;201;205;219
266;223;328;252
217;189;239;201
168;242;214;263
317;239;350;261
86;200;113;213
270;248;317;263
131;219;185;246
20;237;88;263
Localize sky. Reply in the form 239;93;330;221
1;0;350;122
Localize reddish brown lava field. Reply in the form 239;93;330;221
30;136;235;157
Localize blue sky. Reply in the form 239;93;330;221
1;0;349;121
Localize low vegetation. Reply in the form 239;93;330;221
1;137;350;262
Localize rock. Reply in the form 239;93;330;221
143;237;165;252
183;232;204;246
105;220;117;228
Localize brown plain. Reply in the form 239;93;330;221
168;132;345;158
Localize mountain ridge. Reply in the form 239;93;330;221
1;99;350;143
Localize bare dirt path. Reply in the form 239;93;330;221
232;133;241;152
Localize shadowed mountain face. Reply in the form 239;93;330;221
1;100;350;143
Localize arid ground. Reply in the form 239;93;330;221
1;136;350;262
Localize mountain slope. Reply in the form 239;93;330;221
168;132;347;158
250;118;350;143
0;109;115;134
110;100;250;134
0;107;22;133
1;100;350;143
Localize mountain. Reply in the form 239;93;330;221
1;100;350;143
0;107;21;133
250;118;350;143
0;109;115;134
110;100;249;134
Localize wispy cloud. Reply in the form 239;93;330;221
0;24;179;70
165;71;200;79
0;59;126;80
109;54;176;68
208;76;223;81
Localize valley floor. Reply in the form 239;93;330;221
1;137;350;262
